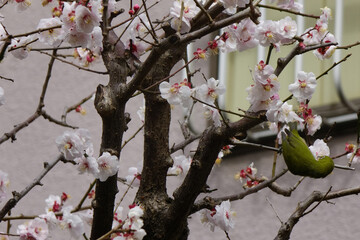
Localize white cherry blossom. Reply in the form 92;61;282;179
17;218;49;240
204;104;222;127
196;77;226;105
75;5;100;34
170;0;199;33
56;128;93;161
288;71;317;103
62;207;85;239
37;17;64;47
200;200;235;232
168;155;192;176
74;148;100;176
309;139;330;160
266;101;303;124
126;167;141;187
159;79;192;107
45;194;62;213
96;152;119;182
313;33;336;60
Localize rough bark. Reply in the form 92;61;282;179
135;44;187;240
90;37;130;239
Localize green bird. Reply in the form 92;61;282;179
281;129;334;178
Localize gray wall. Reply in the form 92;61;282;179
1;2;360;240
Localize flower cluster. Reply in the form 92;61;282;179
247;61;279;112
302;7;336;60
234;162;259;188
17;218;49;240
159;77;226;127
17;193;86;239
200;200;235;232
56;129;119;181
112;204;146;240
1;0;121;62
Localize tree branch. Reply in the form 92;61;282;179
274;186;360;240
0;155;64;221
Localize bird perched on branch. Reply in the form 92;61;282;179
281;128;334;178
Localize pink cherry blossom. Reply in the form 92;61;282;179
288;71;317;103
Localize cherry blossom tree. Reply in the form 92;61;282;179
1;0;360;240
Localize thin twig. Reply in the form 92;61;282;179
61;92;95;122
231;139;280;152
74;180;96;212
115;175;137;212
0;155;64;221
38;51;108;75
192;96;259;119
141;0;158;42
193;0;213;23
41;110;77;129
0;75;14;82
121;124;144;149
316;54;351;80
257;4;320;19
301;187;332;217
266;197;283;224
336;41;360;50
